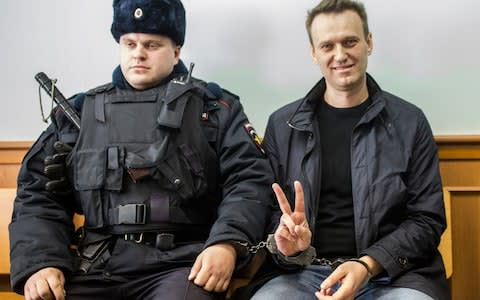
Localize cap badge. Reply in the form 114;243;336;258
134;8;143;19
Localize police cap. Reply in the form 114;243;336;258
111;0;186;46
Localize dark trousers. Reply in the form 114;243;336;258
65;267;222;300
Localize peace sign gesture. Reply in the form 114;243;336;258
273;181;312;256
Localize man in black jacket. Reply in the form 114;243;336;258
9;1;273;299
249;0;449;299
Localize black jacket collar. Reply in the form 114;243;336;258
111;59;189;90
288;73;384;130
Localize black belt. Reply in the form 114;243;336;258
119;230;208;251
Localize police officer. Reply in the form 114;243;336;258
9;1;273;299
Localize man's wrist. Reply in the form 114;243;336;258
218;241;241;258
346;258;373;280
266;234;316;266
358;255;383;277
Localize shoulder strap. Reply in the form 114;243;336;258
85;82;115;96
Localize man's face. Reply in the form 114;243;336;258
309;10;372;93
120;33;181;90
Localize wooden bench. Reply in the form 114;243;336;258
0;188;23;299
439;188;452;279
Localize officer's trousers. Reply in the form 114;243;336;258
65;267;222;300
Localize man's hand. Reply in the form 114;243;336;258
24;267;65;300
44;141;72;195
188;243;236;292
273;181;312;256
315;257;380;300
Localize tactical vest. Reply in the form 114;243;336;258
68;79;219;234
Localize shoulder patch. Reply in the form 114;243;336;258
243;123;265;155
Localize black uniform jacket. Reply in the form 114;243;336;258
9;61;274;293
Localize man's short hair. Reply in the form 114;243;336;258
306;0;369;45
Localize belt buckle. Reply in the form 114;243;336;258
124;232;144;243
117;204;147;224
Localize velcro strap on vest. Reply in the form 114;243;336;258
179;144;202;174
108;204;146;225
95;93;106;123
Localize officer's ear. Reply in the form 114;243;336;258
173;43;181;63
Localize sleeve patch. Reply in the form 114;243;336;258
243;123;265;155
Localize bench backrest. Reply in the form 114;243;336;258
0;188;16;276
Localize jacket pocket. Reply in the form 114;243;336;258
370;174;407;233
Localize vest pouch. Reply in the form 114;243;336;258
73;149;107;229
108;93;159;143
178;143;207;197
151;144;207;201
157;80;192;129
74;149;106;190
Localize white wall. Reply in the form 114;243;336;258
2;0;479;141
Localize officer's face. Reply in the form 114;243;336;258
120;33;181;90
309;10;372;94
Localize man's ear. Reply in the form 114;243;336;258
310;45;318;65
174;45;182;62
367;32;373;55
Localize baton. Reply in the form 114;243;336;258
35;72;81;129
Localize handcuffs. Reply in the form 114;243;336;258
265;234;317;266
242;234;373;282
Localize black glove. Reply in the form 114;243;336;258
44;141;73;195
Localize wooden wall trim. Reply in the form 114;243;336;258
2;136;480;162
435;135;480;144
435;135;480;160
444;186;480;192
0;141;33;149
0;141;33;164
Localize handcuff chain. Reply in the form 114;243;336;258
314;257;342;268
236;240;268;254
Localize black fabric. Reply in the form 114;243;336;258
314;97;371;258
111;59;188;90
257;74;450;300
65;267;221;300
9;65;274;293
117;227;210;247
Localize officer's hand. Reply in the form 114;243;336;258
273;181;312;256
24;267;66;300
44;141;72;195
188;243;236;292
